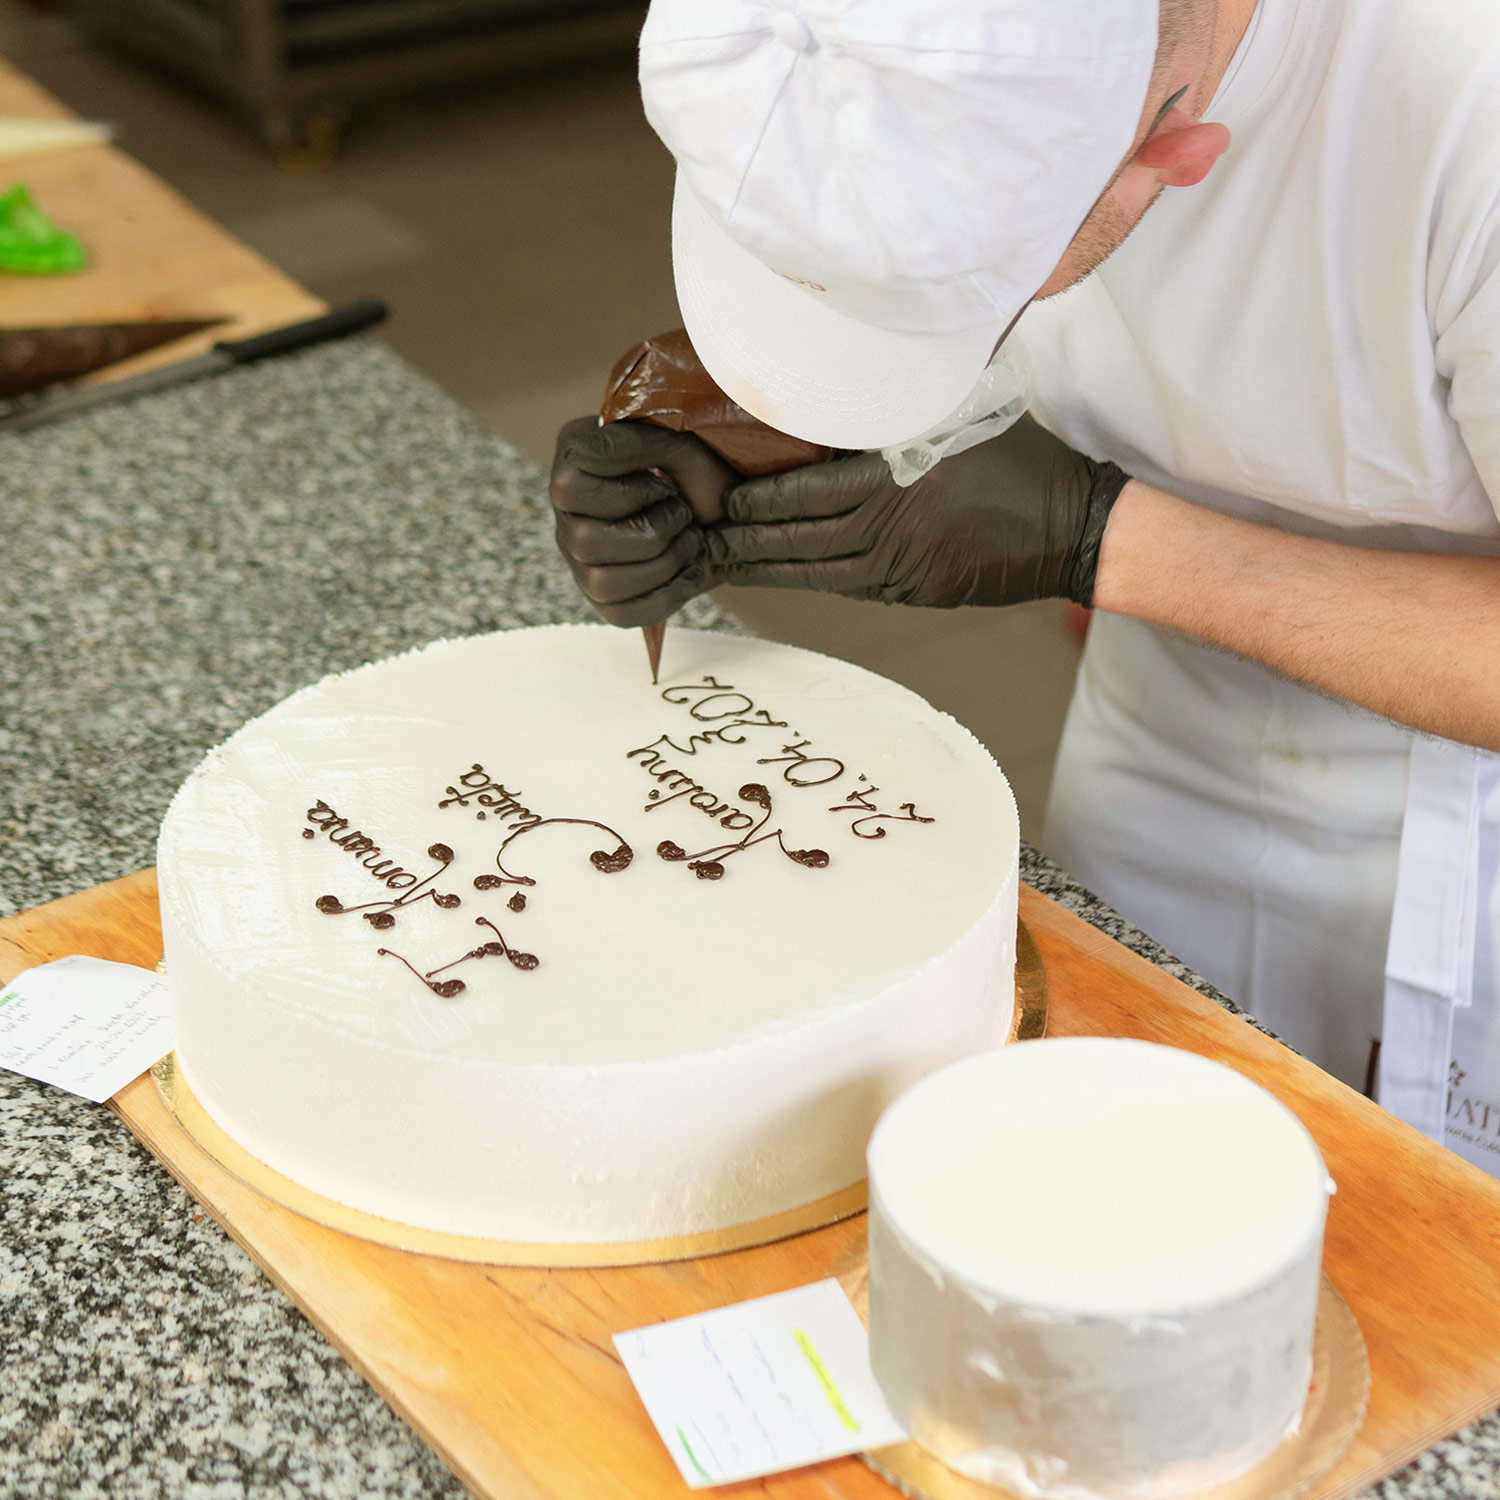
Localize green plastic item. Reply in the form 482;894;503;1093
0;183;85;274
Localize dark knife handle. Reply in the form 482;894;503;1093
216;299;388;365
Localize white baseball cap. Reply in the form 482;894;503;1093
640;0;1158;450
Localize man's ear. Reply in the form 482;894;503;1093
1133;111;1232;187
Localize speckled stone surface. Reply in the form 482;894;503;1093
1;339;1495;1499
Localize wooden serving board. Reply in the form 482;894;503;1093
0;63;323;379
5;868;1500;1500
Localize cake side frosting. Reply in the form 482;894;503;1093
866;1040;1331;1500
158;626;1020;1241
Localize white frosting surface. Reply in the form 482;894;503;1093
868;1038;1331;1315
158;626;1019;1241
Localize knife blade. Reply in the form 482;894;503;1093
0;299;388;434
0;318;222;400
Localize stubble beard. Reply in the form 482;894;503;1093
1036;182;1168;299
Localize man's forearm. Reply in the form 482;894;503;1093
1092;480;1500;751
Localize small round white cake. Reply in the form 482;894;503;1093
157;626;1018;1244
867;1038;1332;1500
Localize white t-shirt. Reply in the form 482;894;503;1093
1018;0;1500;553
1022;0;1500;1167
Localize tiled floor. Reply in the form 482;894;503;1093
1;3;1083;834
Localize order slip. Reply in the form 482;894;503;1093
614;1277;905;1488
0;955;171;1102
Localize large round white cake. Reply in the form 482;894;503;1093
157;626;1019;1244
867;1039;1332;1500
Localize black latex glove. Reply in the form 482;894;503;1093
549;412;1130;626
550;416;737;627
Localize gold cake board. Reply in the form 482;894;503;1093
8;871;1500;1500
834;1247;1369;1500
148;918;1049;1267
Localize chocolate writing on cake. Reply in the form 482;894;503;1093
631;675;935;872
303;801;463;924
300;775;632;999
299;663;934;989
623;744;827;880
437;767;542;829
827;775;936;840
439;763;633;897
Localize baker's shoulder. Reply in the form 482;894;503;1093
1347;0;1500;323
1337;0;1500;241
1355;0;1500;106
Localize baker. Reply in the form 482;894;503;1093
548;0;1500;1173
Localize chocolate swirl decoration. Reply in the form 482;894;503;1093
315;843;462;929
428;916;538;977
376;916;540;998
471;817;633;903
654;783;827;879
376;948;467;999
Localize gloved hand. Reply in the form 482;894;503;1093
550;416;737;627
549;412;1131;626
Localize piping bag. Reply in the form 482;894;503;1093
599;328;839;681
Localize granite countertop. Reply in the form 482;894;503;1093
0;338;1493;1498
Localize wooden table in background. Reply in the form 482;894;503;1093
0;61;323;379
3;871;1499;1500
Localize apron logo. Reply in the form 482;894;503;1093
1446;1060;1500;1157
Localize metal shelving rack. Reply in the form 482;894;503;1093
79;0;648;159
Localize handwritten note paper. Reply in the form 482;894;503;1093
0;956;171;1102
614;1278;905;1488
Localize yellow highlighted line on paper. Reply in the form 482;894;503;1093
792;1328;860;1433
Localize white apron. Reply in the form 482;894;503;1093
1012;0;1500;1173
1043;614;1500;1173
